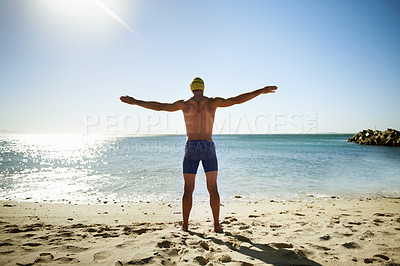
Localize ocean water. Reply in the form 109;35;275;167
1;134;399;204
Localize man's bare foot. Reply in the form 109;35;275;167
214;225;223;233
180;225;189;232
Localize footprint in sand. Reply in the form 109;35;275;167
219;254;232;263
167;248;180;256
53;257;78;263
308;244;331;251
7;228;27;233
22;242;42;247
59;245;89;252
0;241;15;255
269;223;283;229
115;240;136;249
319;234;330;241
38;235;49;240
116;243;128;249
240;262;255;266
373;254;390;261
125;256;154;265
157;240;173;248
186;239;200;246
22;233;36;238
0;249;14;255
348;221;363;225
267;242;294;249
69;223;87;229
93;250;113;261
93;232;119;238
194;255;209;265
56;230;74;237
34;253;54;263
239;224;251;230
342;242;361;249
374;213;394;217
361;230;374;239
199;241;209;250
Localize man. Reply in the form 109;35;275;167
120;77;277;232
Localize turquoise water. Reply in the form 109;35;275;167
1;134;399;203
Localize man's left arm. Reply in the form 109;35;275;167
212;86;277;108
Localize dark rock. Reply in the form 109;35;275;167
348;129;400;146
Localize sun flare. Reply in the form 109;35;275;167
34;0;141;38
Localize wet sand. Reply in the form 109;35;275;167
1;198;399;265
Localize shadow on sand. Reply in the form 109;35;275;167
189;230;322;266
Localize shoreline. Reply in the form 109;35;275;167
1;198;399;265
2;192;400;206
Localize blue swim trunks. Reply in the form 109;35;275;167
183;140;218;174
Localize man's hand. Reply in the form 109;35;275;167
120;95;136;104
259;86;277;94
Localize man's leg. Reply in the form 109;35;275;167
182;173;196;231
205;171;222;233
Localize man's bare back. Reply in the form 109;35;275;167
183;95;216;142
120;77;277;232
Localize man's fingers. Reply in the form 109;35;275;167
120;96;130;102
266;86;277;93
120;96;131;100
260;86;277;94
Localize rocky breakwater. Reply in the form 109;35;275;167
348;128;400;146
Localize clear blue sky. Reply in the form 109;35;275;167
1;0;399;134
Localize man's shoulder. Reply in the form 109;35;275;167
184;96;214;102
181;97;215;109
210;96;224;101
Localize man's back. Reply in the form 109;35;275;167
182;96;216;142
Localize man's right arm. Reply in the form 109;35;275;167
212;86;277;108
120;96;185;112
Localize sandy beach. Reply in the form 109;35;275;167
0;198;399;265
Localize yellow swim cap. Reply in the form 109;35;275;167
190;77;204;91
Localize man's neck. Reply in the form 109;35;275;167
192;91;204;99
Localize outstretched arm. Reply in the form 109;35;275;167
120;95;184;111
212;86;277;108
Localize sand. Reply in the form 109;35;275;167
0;198;399;265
